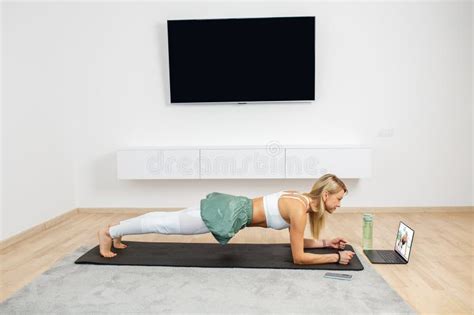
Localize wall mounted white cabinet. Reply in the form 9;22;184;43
117;145;371;179
200;149;285;179
117;149;200;179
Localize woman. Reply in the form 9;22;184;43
397;231;409;256
98;173;355;265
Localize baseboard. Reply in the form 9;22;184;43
76;206;474;214
77;207;184;214
2;206;472;251
0;208;78;251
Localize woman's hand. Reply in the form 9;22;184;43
338;250;355;265
328;237;348;249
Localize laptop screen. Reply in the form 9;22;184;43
394;222;415;261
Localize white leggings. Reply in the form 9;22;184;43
108;206;210;239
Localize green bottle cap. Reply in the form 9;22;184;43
363;213;373;222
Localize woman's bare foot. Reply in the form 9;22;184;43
98;226;117;258
113;236;128;249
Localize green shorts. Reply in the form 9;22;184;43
200;192;253;245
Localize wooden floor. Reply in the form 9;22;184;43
0;211;473;314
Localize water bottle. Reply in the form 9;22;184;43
362;213;373;250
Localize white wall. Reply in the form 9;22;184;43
2;2;77;240
2;1;472;240
0;2;3;240
472;2;474;206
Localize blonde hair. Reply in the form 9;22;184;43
302;174;348;239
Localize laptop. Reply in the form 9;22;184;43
364;221;415;264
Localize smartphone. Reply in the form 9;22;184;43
323;272;353;281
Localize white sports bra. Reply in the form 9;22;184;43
262;191;311;230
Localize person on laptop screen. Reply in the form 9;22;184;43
395;224;414;260
396;230;408;255
98;174;356;266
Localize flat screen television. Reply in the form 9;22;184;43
167;16;315;104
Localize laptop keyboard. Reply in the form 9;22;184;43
379;251;402;263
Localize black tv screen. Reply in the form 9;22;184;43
167;16;315;103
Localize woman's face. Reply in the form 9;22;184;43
323;189;345;213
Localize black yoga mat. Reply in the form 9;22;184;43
75;241;364;270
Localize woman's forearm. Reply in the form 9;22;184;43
304;238;327;248
296;252;339;265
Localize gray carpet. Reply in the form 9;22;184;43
1;245;416;314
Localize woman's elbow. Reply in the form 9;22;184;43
293;256;305;265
